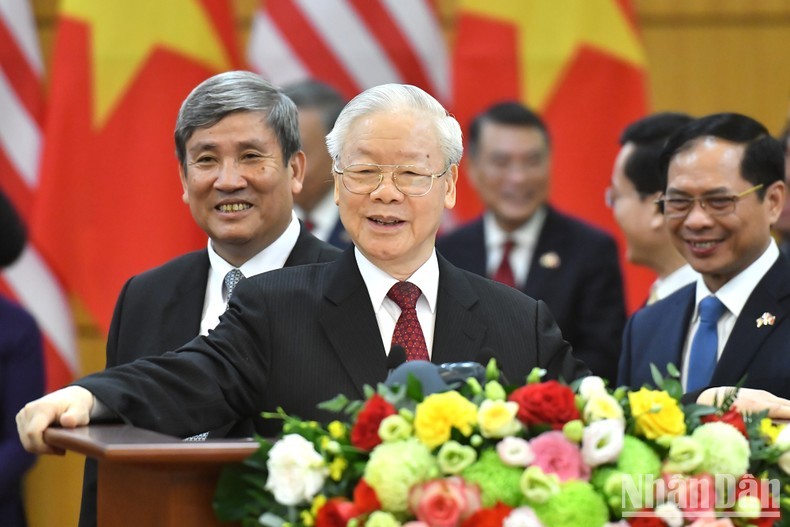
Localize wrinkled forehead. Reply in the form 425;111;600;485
341;110;443;165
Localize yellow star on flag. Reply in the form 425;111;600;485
62;0;232;128
459;0;646;110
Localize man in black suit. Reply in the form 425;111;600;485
618;113;790;399
78;71;340;527
437;102;626;381
284;79;352;249
18;83;594;454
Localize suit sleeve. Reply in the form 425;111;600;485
568;235;626;383
534;299;591;382
74;278;270;438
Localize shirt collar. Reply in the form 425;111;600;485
294;191;338;240
207;209;301;287
694;239;780;319
354;248;440;314
483;205;547;249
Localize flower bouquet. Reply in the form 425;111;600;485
214;363;790;527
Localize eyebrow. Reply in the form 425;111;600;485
187;139;269;155
665;186;734;197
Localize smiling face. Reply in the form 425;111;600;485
468;122;551;232
181;111;305;267
334;110;457;279
666;137;784;291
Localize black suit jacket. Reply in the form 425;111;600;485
437;207;626;381
75;249;588;440
79;224;339;527
618;257;790;398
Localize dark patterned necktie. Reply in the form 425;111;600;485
492;239;516;288
387;281;429;361
223;268;245;305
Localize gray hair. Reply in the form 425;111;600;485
326;84;463;166
283;79;347;133
174;71;300;172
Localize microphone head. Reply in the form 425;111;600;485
384;360;449;395
437;362;487;386
387;345;407;371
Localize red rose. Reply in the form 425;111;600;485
460;502;513;527
700;407;747;437
628;509;666;527
508;380;580;429
409;477;481;527
353;479;381;515
315;498;359;527
734;474;781;527
350;394;397;451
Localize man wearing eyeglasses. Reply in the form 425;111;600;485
618;113;790;399
437;102;626;382
17;83;589;455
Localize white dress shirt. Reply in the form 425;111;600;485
200;210;301;335
650;264;699;303
681;240;780;390
355;248;439;359
482;207;547;288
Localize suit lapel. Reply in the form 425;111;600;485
432;256;487;364
659;287;696;375
712;259;790;386
523;207;565;298
160;251;208;346
463;219;488;277
319;250;389;397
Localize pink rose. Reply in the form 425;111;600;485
403;523;431;527
688;519;735;527
409;477;482;527
529;431;590;481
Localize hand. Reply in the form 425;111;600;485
16;386;95;454
698;387;790;420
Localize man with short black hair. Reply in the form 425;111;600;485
438;102;626;381
618;113;790;398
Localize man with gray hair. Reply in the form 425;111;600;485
24;85;790;461
77;70;340;527
283;79;351;248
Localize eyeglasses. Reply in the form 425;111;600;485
332;160;451;197
654;184;764;219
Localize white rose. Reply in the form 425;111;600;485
503;506;544;527
655;502;683;527
775;424;790;451
581;419;625;467
265;434;328;505
578;376;607;399
496;436;535;467
779;450;790;475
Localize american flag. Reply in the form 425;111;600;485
0;0;76;391
247;0;449;102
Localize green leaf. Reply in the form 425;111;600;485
319;393;352;413
406;373;425;402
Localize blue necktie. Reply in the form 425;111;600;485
687;296;726;392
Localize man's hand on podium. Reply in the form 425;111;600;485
698;387;790;419
16;386;95;454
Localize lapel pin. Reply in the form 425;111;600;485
539;251;561;269
755;312;776;328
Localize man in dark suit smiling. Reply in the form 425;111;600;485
618;113;790;400
78;71;340;527
18;82;593;454
438;102;626;381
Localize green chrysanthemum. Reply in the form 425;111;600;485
364;439;439;513
531;481;609;527
461;448;525;507
692;421;750;477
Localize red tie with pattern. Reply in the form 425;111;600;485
387;281;429;361
492;239;516;288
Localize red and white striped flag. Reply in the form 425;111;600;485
247;0;449;102
0;0;77;391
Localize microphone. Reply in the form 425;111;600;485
384;360;449;395
436;361;487;386
386;345;407;380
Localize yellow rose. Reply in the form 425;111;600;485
583;392;625;423
760;418;783;445
327;420;346;440
628;388;686;440
477;399;521;438
414;391;478;448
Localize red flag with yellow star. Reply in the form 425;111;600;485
452;0;653;312
32;0;242;335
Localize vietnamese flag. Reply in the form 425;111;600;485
451;0;653;312
32;0;243;334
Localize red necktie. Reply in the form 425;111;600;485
387;282;429;361
492;239;516;288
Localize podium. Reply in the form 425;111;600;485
44;425;259;527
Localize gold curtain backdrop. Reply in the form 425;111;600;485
23;0;790;526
